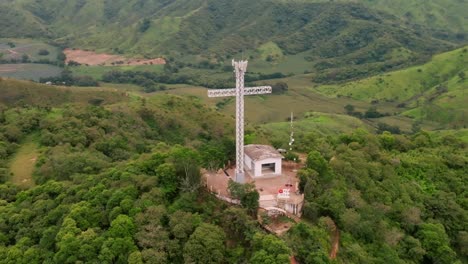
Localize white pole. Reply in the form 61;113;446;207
233;60;247;183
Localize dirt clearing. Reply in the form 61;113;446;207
64;49;166;66
9;140;38;188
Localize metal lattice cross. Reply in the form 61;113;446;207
208;60;272;183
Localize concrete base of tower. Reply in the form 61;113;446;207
235;172;245;183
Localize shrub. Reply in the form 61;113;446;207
38;49;50;56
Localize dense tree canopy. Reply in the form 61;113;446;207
296;129;467;263
0;93;466;263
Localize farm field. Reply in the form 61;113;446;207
71;64;165;79
0;38;60;62
0;63;62;81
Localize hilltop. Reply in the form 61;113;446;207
0;81;466;263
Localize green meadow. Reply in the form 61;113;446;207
0;64;62;81
71;64;165;79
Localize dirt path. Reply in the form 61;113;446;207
7;49;19;55
329;221;340;260
9;140;38;188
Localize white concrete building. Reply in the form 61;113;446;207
244;145;283;178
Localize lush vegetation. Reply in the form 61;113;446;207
1;0;463;82
315;46;468;128
293;129;467;263
0;1;467;262
0;81;466;263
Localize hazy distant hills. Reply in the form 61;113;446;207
0;0;466;83
1;0;466;56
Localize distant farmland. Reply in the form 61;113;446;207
0;64;62;81
0;39;60;63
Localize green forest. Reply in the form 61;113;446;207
0;80;466;263
0;0;467;263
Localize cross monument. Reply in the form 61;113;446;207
208;60;272;183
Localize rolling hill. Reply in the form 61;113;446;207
313;46;468;127
1;1;462;67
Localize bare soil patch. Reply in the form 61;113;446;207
64;49;166;66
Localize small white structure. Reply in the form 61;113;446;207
244;145;283;177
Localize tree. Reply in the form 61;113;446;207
38;49;50;56
199;142;228;171
169;146;201;193
306;151;328;176
397;235;426;263
128;251;143;264
228;180;259;215
458;71;465;80
344;104;355;114
417;223;457;263
271;82;288;94
54;218;81;263
222;207;257;243
139;18;151;32
21;54;30;63
169;211;201;241
156;163;178;201
183;223;226;264
364;106;383;118
379;131;396;150
287;223;330;264
108;215;136;238
250;233;290;264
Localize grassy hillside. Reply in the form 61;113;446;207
315;46;467;101
0;3;49;38
298;0;468;35
71;64;164;80
9;136;38;188
258;112;369;148
1;0;460;79
359;0;468;35
313;46;467;126
0;38;60;62
0;78;127;106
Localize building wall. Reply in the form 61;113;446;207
252;157;282;177
245;154;253;170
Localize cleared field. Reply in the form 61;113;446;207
0;38;60;62
248;52;314;75
71;64;165;79
9;139;39;188
99;82;145;92
64;49;165;66
259;112;369;148
0;63;62;81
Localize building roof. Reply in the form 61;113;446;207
244;144;283;161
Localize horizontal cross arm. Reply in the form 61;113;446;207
244;86;272;96
208;88;236;97
208;86;272;98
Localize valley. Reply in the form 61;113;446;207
0;0;467;263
